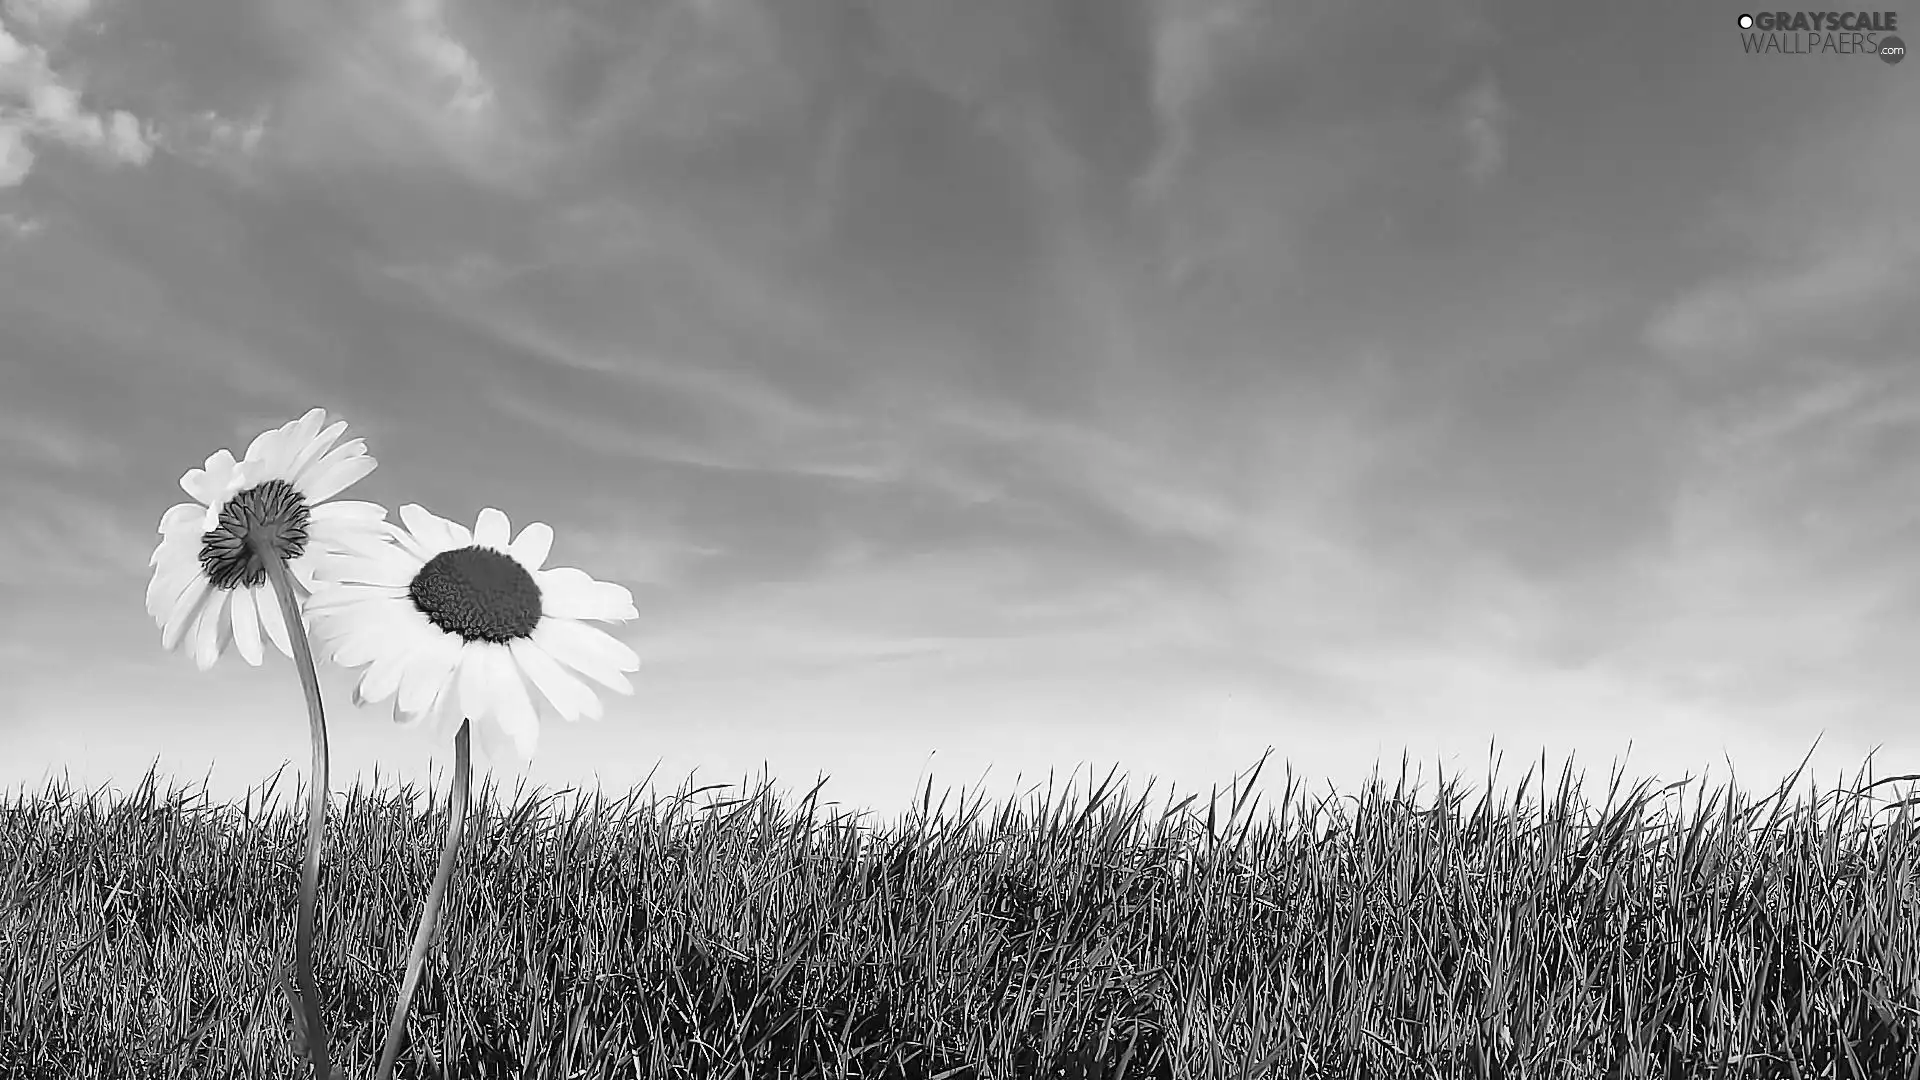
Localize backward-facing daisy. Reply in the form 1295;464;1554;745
146;408;387;670
144;407;383;1080
308;503;640;764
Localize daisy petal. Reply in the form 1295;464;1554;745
473;508;511;551
457;645;495;723
468;709;517;766
383;520;438;562
231;585;263;666
243;425;284;472
309;500;388;523
399;504;456;553
192;590;232;670
161;576;211;651
485;647;540;760
356;621;430;706
149;532;198;569
443;517;473;548
159;503;203;532
146;565;196;620
180;449;238;503
508;637;600;724
507;523;553;573
397;632;463;721
300;444;376;503
289;408;327;444
315;548;418;588
313;521;406;563
284;418;347;481
257;577;293;659
330;613;412;669
531;618;636;694
537;568;638;622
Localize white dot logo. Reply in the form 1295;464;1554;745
1738;13;1754;29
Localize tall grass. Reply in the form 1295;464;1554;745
3;740;1918;1078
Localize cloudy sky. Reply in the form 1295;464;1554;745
3;0;1915;824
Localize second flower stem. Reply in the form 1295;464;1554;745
376;716;472;1080
254;540;334;1080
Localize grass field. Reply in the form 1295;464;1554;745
3;743;1917;1079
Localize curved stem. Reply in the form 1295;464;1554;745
254;540;334;1080
376;716;472;1080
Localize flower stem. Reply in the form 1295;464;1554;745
253;539;334;1080
376;717;472;1080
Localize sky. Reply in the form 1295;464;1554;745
3;0;1917;829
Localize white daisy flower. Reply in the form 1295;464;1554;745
145;408;389;671
308;503;640;764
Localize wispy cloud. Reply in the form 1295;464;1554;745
0;403;122;470
0;7;152;186
1137;0;1259;203
2;0;92;37
1648;241;1916;372
0;207;39;235
0;485;152;588
1457;72;1508;184
157;108;267;181
261;0;525;185
1646;83;1917;379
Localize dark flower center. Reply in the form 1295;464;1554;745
409;546;543;643
199;479;311;590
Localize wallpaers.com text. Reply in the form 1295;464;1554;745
1737;10;1903;58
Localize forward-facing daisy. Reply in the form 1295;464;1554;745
146;408;387;670
309;503;640;764
306;503;638;1079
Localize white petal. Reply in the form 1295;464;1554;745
147;564;196;620
399;504;456;554
291;559;318;592
472;508;511;551
456;644;495;722
243;425;285;474
486;647;540;760
330;611;418;669
422;675;465;739
161;575;211;651
257;576;293;659
530;619;636;693
312;588;409;624
507;523;553;573
284;417;346;481
389;697;429;730
536;568;638;622
397;632;463;720
354;622;434;707
149;532;198;569
231;585;263;666
299;443;376;503
443;517;473;548
303;583;380;615
507;637;601;724
179;449;238;504
311;522;407;565
383;520;438;563
192;590;231;670
158;503;203;533
309;500;388;523
468;709;517;767
314;548;417;588
288;408;327;445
